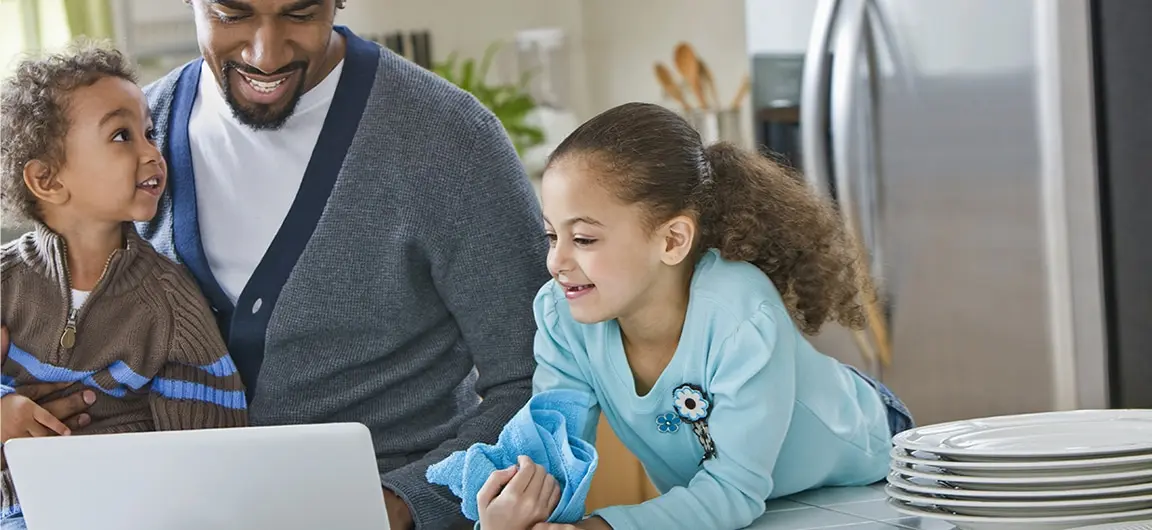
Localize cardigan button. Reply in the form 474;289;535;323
252;298;263;314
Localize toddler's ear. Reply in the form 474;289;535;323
23;159;69;206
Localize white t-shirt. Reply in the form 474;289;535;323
71;289;90;310
188;59;345;304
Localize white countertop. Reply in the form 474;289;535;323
746;484;954;529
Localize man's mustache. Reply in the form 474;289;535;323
222;61;307;77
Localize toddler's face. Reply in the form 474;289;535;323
540;160;667;324
53;76;166;224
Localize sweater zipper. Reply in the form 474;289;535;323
58;239;116;350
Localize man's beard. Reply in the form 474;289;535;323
220;61;308;131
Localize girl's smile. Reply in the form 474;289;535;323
559;281;596;300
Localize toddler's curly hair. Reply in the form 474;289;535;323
1;41;138;224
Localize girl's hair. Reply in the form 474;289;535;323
546;102;872;334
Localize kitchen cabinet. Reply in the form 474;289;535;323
584;416;659;513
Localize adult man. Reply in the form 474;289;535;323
5;1;548;528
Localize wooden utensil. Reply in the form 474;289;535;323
697;60;720;110
851;329;878;366
857;246;893;367
729;74;751;110
654;63;691;112
673;42;708;110
866;293;892;366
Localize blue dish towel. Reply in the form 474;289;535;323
426;389;599;524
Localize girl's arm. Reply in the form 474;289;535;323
592;307;797;530
471;286;600;528
531;285;601;444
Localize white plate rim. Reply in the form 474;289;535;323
888;497;1152;524
886;484;1152;509
891;461;1152;485
1066;522;1152;529
886;471;1152;499
891;447;1152;471
892;410;1152;458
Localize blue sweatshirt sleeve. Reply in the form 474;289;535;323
531;285;602;446
594;307;795;530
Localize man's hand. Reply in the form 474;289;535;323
14;383;96;431
383;487;414;530
1;325;96;431
477;455;561;530
1;392;72;443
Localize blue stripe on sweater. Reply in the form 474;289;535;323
193;355;237;377
108;361;151;390
5;344;245;408
1;374;14;386
8;345;142;393
151;378;247;410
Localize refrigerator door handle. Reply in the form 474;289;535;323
861;1;890;322
800;0;841;198
830;0;893;369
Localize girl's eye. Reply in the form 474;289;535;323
574;238;596;247
112;129;129;142
545;233;558;246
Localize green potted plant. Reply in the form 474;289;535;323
433;42;545;156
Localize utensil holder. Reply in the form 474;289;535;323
686;109;744;146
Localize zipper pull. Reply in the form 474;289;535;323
60;308;78;349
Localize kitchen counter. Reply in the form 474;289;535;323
747;483;954;529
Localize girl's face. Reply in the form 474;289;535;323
540;159;680;324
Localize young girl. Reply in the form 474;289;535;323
477;102;912;530
1;43;247;528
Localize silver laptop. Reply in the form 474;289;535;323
3;422;391;530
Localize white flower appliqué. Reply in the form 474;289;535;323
670;383;717;463
673;385;710;422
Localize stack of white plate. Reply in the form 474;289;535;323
885;409;1152;530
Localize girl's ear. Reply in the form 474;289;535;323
659;214;697;266
23;159;69;207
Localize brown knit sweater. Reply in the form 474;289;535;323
0;223;248;518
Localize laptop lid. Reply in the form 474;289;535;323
4;422;390;530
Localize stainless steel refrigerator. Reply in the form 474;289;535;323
747;0;1113;426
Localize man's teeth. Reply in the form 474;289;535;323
140;177;159;188
245;76;284;93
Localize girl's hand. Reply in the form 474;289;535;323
477;455;561;530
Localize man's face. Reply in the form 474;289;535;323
189;0;341;130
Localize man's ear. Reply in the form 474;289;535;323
658;214;697;266
23;159;69;207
